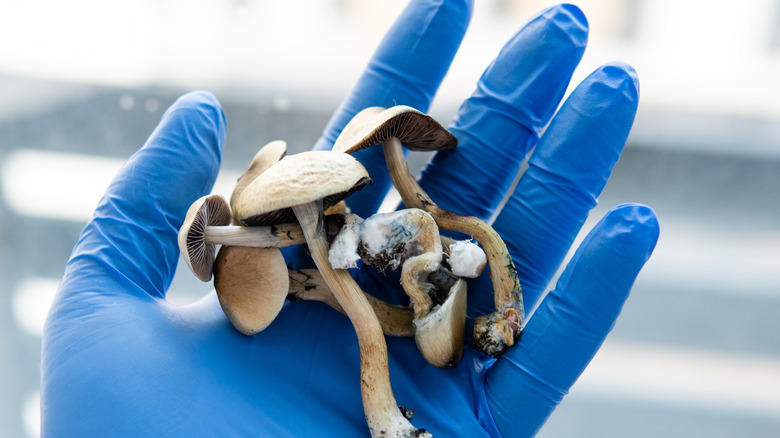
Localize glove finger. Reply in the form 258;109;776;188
313;0;473;217
485;203;659;437
58;91;225;300
417;4;588;220
491;62;640;311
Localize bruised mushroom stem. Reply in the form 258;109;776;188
401;254;437;320
291;200;430;438
383;136;524;356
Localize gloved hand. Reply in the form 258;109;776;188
41;1;659;437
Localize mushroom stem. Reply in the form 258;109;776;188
291;200;429;438
382;137;524;357
204;224;306;247
288;267;414;337
400;254;437;320
202;215;344;248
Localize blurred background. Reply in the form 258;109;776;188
2;0;779;436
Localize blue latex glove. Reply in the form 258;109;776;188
41;1;659;437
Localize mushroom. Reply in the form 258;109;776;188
179;141;290;335
233;151;371;227
333;106;524;358
233;150;430;438
328;208;468;368
412;274;467;369
178;194;233;281
213;245;289;335
354;211;438;313
178;194;345;280
361;209;466;368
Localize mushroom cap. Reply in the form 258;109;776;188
332;105;458;154
178;194;233;281
413;277;467;368
230;140;287;216
213;245;290;335
234;150;371;226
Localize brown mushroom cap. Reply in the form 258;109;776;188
233;151;371;226
332;105;457;154
230;140;287;216
178;194;233;281
213;245;290;335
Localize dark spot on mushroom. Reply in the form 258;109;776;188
410;428;430;437
473;312;515;358
398;406;415;420
325;213;346;237
415;192;434;208
357;242;406;272
425;268;458;307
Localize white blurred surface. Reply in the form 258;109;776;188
2;1;780;123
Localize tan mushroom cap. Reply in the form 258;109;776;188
233;150;371;226
230;140;287;216
332;105;457;154
178;194;232;281
213;245;289;335
413;277;467;368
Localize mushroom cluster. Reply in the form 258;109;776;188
177;107;524;438
333;106;525;356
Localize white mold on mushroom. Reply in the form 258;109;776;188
446;240;487;278
328;213;364;269
328;209;439;272
360;211;424;271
